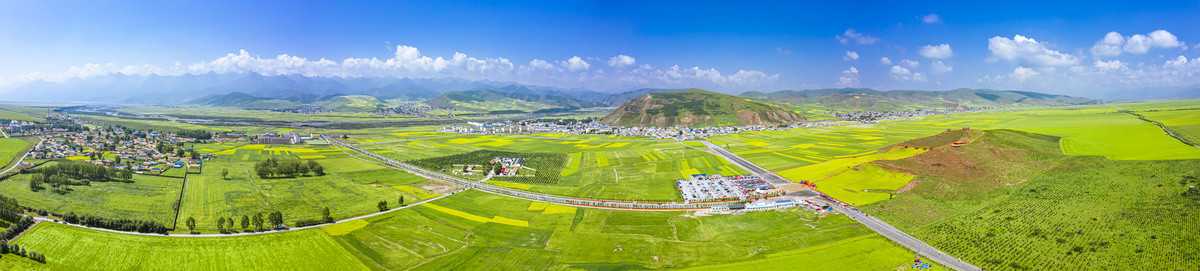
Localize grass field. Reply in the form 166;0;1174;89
813;164;914;206
865;129;1200;270
777;146;925;183
365;134;747;201
177;144;433;232
1139;109;1200;144
0;109;44;122
330;189;928;270
0;137;33;168
8;222;367;270
3;189;936;270
993;110;1200;160
0;169;181;225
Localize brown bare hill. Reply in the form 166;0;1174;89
601;89;805;127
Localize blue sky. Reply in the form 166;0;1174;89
1;0;1197;98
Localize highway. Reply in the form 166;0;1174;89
702;140;979;271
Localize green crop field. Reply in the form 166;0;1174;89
7;222;367;270
329;190;929;270
0;137;33;168
0;110;44;122
3;190;938;270
364;134;748;201
813;164;914;206
176;144;434;233
777;146;925;183
865;129;1200;270
0;169;181;225
1139;109;1200;144
993;109;1200;160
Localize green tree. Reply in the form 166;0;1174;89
399;195;405;206
253;213;264;231
323;207;333;222
241;215;250;231
216;217;226;233
221;169;229;179
186;217;196;232
226;217;234;230
377;200;388;212
312;164;324;176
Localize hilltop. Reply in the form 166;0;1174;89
602;89;805;127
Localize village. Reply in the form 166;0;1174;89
24;125;226;175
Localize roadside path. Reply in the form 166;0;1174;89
30;191;460;238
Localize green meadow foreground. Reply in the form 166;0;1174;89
0;99;1197;270
4;190;939;270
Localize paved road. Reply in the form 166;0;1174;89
700;141;793;186
703;140;978;270
815;198;980;271
30;192;460;238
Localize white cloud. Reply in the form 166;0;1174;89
930;60;953;75
890;65;927;82
1093;60;1127;72
836;29;880;45
5;44;782;92
529;59;555;69
921;14;942;24
836;67;860;87
843;51;860;61
776;48;792;55
900;59;919;69
1090;32;1125;57
918;44;953;59
560;56;591;71
606;55;636;68
1125;30;1184;54
879;57;892;65
1010;66;1038;82
1090;30;1184;57
987;35;1078;67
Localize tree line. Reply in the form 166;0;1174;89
0;195;46;263
254;158;324;178
26;161;133;182
185;211;286;233
60;212;168;234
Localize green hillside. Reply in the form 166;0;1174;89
314;95;387;112
186;92;300;110
742;88;1101;120
602;89;805;127
428;89;599;113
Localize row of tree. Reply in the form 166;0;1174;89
1;242;45;263
254;158;324;178
0;195;47;263
60;212;168;234
26;161;133;182
0;216;35;241
185;211;286;233
176;129;213;140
